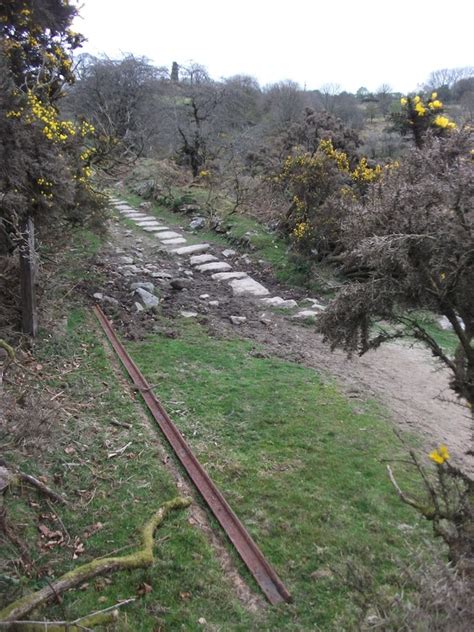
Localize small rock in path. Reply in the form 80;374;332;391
260;296;298;309
135;288;159;309
230;315;247;325
170;278;192;290
130;281;155;293
190;217;206;230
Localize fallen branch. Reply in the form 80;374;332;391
387;465;426;513
0;339;15;361
0;598;135;631
0;461;68;506
0;497;191;624
19;473;68;506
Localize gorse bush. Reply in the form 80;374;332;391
0;0;106;254
391;92;457;148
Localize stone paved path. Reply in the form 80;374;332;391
109;197;325;317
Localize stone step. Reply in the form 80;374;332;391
212;271;248;281
229;277;269;297
260;296;298;309
195;261;232;273
190;254;218;266
161;237;187;245
172;244;211;255
156;231;182;240
134;221;164;228
142;226;170;233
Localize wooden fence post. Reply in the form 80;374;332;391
19;216;38;337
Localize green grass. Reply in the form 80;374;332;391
122;319;431;630
3;307;434;631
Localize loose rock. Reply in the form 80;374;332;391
261;296;298;309
170;278;192;290
135;288;159;309
130;282;155;293
230;316;247;325
190;217;206;230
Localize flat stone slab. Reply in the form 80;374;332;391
229;277;270;297
195;262;232;273
301;298;327;311
133;220;159;226
115;204;134;210
190;254;218;266
260;296;298;309
172;244;210;255
161;237;187;245
292;310;319;320
143;226;169;233
156;231;182;240
212;271;248;281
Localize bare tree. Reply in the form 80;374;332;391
320;83;341;112
425;67;474;90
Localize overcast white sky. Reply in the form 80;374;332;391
73;0;473;93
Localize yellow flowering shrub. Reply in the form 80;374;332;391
393;92;457;147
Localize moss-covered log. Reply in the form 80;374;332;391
0;496;191;625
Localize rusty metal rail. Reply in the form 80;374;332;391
93;305;291;605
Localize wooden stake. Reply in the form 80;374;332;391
19;217;37;337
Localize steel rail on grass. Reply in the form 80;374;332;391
93;305;291;605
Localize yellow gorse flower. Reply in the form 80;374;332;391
415;101;427;116
429;444;450;464
433;115;456;129
293;221;310;239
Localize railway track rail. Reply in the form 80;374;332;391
94;305;291;605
